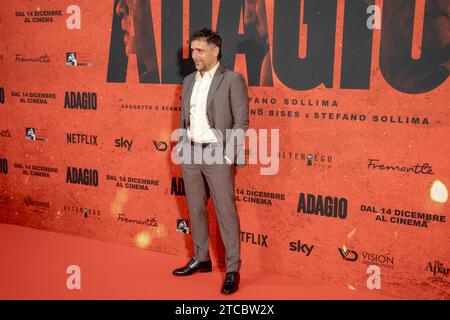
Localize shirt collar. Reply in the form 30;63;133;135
195;61;220;81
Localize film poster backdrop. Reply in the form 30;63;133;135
0;0;449;299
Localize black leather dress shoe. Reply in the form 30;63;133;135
221;272;240;294
172;258;212;276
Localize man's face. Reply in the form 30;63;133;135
116;0;146;55
190;38;219;73
427;0;450;69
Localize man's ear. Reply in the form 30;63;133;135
214;46;220;59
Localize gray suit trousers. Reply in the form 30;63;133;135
180;143;241;273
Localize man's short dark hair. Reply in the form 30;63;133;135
189;28;222;60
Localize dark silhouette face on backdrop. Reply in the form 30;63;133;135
115;0;158;81
116;0;141;55
427;0;450;70
380;0;449;93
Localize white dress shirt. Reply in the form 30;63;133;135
186;62;232;164
187;61;220;143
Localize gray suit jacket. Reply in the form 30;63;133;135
178;64;249;167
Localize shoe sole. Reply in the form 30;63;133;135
198;268;212;273
172;268;212;276
221;287;239;295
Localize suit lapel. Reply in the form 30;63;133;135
206;64;225;113
184;64;225;122
184;75;195;119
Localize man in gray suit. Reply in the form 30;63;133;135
172;28;249;295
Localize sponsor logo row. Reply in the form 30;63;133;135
174;221;448;277
0;158;446;230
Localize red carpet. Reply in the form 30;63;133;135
0;223;389;300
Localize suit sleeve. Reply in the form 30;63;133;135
230;73;249;133
227;73;249;167
178;77;187;144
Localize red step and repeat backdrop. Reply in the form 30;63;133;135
0;0;449;299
